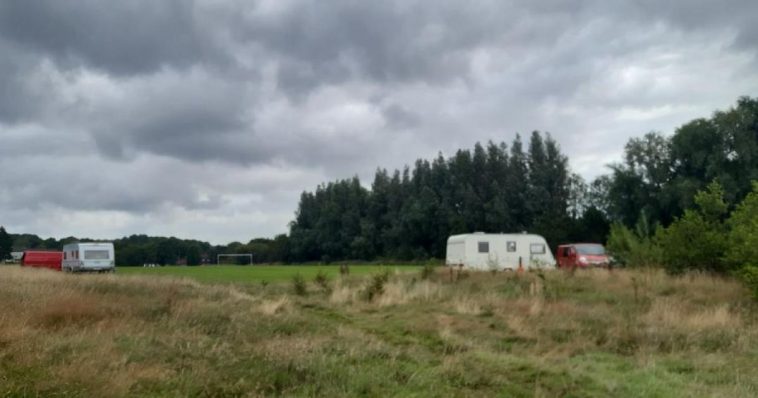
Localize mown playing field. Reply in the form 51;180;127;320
1;266;757;397
116;265;422;284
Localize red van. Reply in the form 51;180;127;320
556;243;609;268
21;251;64;271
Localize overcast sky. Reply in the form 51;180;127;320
1;0;757;244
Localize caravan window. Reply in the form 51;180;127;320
478;241;489;253
507;241;516;252
84;250;110;260
530;243;546;254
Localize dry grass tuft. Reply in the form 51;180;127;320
643;299;741;331
375;280;441;307
329;282;360;304
452;296;483;315
258;296;292;315
34;296;106;329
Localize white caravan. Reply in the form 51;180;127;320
446;233;556;270
62;242;116;273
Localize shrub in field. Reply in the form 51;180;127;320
292;274;307;296
725;182;758;270
655;182;728;274
725;183;758;299
736;265;758;300
313;271;331;294
339;264;350;277
364;271;390;302
606;221;661;268
420;264;435;280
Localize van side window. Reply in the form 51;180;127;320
478;241;489;253
562;247;570;257
507;241;516;252
530;243;546;254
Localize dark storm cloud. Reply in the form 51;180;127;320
1;0;757;242
381;103;421;130
0;0;229;76
240;1;550;91
86;70;259;163
0;40;54;123
631;0;758;52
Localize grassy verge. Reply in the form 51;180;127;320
0;266;756;396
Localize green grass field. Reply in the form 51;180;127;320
116;265;422;283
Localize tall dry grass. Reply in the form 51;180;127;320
0;265;756;397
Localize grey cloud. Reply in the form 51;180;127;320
381;103;421;130
0;41;55;124
0;0;230;76
83;69;262;163
2;0;758;242
240;1;510;92
1;157;204;212
631;0;758;52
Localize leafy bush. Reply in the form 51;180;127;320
313;271;331;294
724;182;758;269
736;265;758;300
654;182;728;274
292;274;307;296
606;221;661;268
420;264;435;280
364;271;390;302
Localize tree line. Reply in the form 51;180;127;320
3;232;289;266
2;96;756;273
288;132;609;262
288;96;758;264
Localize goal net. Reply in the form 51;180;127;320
216;253;253;265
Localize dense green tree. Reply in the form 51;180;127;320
606;219;661;268
724;182;758;269
506;134;530;230
654;182;729;274
0;226;12;260
602;97;758;228
567;173;588;219
606;132;672;226
576;207;610;244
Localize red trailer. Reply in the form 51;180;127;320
21;251;64;271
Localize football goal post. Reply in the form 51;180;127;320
216;253;253;265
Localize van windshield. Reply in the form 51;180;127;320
575;244;605;255
84;250;110;260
